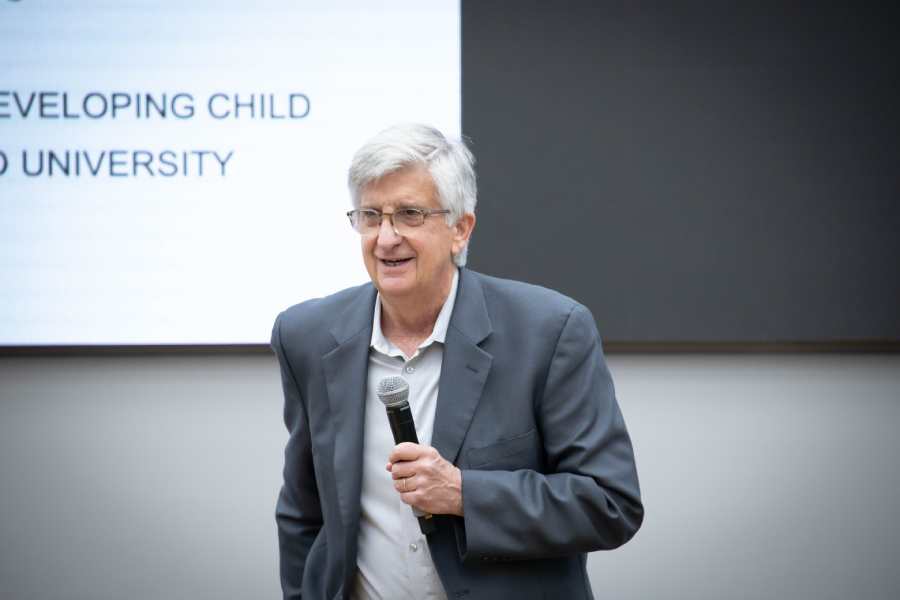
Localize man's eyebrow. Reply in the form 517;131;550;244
360;200;426;210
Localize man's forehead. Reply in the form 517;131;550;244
360;167;439;207
359;200;432;210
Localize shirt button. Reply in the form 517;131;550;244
409;543;418;552
405;365;415;373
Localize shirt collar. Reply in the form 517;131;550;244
370;268;459;358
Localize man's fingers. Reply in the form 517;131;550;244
388;442;423;464
393;475;418;493
390;460;418;479
399;490;423;509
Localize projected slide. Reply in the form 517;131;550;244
0;0;461;345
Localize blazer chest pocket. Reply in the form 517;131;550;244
467;428;542;470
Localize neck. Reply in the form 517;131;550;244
380;269;454;342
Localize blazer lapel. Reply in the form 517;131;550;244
432;269;494;465
322;284;376;565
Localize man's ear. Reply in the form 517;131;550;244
451;212;476;256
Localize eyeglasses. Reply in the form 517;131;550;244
346;207;451;236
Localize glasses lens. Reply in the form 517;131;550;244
361;210;381;231
394;208;425;229
349;208;432;234
349;210;378;233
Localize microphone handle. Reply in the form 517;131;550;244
386;402;436;535
387;402;419;445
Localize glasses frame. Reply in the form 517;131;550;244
346;207;451;235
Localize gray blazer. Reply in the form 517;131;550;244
271;268;643;600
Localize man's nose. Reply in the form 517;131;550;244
375;213;402;245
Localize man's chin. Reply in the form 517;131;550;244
375;274;416;298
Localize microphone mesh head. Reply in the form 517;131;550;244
376;375;409;407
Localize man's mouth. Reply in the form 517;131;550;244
380;257;413;267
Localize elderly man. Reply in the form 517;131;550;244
271;123;642;600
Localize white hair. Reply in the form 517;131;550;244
348;123;477;266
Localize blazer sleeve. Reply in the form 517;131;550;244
271;312;323;598
457;303;643;560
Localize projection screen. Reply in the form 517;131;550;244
0;0;461;345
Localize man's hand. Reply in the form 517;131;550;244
386;442;464;517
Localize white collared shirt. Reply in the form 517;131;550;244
351;269;458;600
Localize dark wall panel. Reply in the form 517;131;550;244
462;1;900;345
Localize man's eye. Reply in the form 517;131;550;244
395;209;423;225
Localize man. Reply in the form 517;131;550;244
271;123;642;600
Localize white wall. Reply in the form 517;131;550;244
1;353;898;599
594;354;900;600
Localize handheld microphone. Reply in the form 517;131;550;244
376;375;436;535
